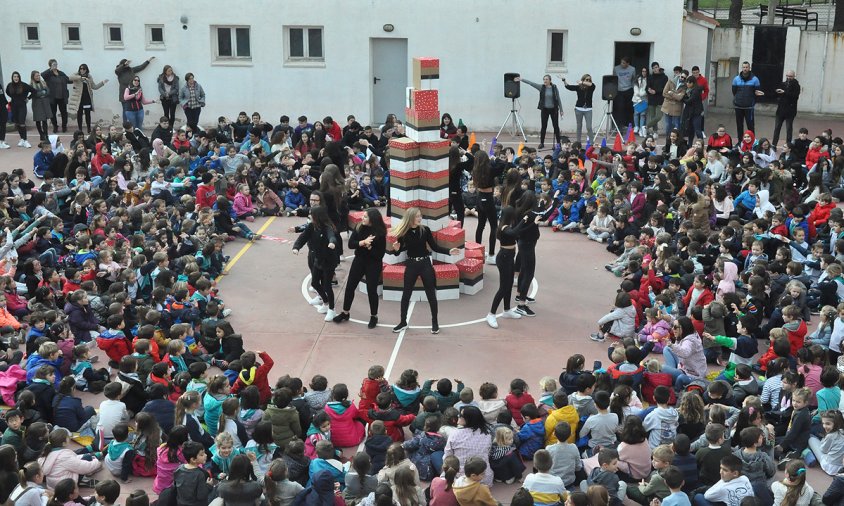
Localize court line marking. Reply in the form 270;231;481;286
300;272;538;328
385;301;414;379
215;217;276;282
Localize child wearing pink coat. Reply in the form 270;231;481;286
232;184;257;221
638;307;672;353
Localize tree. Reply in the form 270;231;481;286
834;0;844;32
729;0;744;28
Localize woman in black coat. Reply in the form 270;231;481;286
333;208;387;329
293;205;340;322
681;78;704;146
5;71;34;147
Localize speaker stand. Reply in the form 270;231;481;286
594;99;623;145
496;98;527;142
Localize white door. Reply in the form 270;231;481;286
371;38;408;125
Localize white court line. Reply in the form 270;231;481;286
385;301;415;379
300;274;539;328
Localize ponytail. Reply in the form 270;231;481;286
19;461;41;487
265;459;287;506
441;455;459;491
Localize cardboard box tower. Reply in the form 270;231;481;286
377;57;484;301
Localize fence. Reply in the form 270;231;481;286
697;0;837;30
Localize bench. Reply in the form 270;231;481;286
758;4;819;30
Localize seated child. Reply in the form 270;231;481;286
104;422;135;482
304;375;331;414
420;377;464;412
231;350;274;406
282;439;310;487
453;457;497;506
643;386;679;449
516;403;546;459
522;449;566;506
364;420;392;475
367;392;415;442
655;466;691;506
581;391;620;452
402;416;446;482
581;448;626;506
775;387;812;460
308;439;345;488
547;422;582;489
97;382;130;447
490;426;526;484
626;444;673;505
693;454;753;506
71;344;109;394
695;424;732;488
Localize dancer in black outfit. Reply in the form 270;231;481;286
388;208;460;335
292;205;340;322
513;192;545;317
333;208;387;329
472;152;499;265
486;206;528;329
448;146;473;227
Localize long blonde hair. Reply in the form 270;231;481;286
392;208;423;239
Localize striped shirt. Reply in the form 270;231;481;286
523;472;566;506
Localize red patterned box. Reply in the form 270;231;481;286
347;211;365;229
382;262;459;290
418;140;449;159
433;227;465;250
433;263;460;284
465;241;485;259
388;137;419;161
382;264;405;290
456;258;483;283
386;232;398;252
448;220;462;229
416;169;449;191
406;110;440;130
410;90;439;114
412;57;440;89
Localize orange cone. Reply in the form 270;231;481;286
468;132;476;148
613;134;623;152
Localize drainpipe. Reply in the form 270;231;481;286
816;31;829;114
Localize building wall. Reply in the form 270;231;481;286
711;27;844;115
1;0;685;133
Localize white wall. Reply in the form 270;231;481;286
1;0;686;134
681;18;711;71
711;26;844;115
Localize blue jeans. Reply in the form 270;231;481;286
661;347;694;390
694;494;715;506
634;109;647;130
665;115;681;136
124;109;144;130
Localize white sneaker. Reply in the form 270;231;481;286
221;308;233;317
22;140;31;148
501;309;523;319
316;304;328;314
17;139;25;147
486;254;496;265
0;142;9;149
486;313;499;329
652;131;658;140
324;309;336;322
308;296;323;306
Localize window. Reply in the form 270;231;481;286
213;26;251;61
285;26;324;64
21;23;40;47
146;24;165;49
104;24;123;48
63;23;81;49
547;30;568;70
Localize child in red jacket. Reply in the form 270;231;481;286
367;392;415;442
231;351;274;406
358;364;389;423
505;378;536;427
96;315;132;366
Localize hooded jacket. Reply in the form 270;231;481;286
391;384;422;415
38;447;102;489
753;190;777;219
403;430;446;481
324;401;365;448
452;475;498;506
368;407;415;442
263;404;302;448
231;352;274;405
96;329;132;363
732;71;761;109
597;305;637;339
732;448;774;483
63;301;99;343
91;142;114;178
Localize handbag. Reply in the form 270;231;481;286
634;100;648;114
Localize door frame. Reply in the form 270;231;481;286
369;37;408;127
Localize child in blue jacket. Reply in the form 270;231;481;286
517;403;546;459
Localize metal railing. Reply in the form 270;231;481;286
697;0;836;30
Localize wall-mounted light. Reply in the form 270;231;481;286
180;15;189;30
630;27;642;36
383;24;394;32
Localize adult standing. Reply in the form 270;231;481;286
43;59;70;134
732;61;763;138
122;76;155;131
561;74;596;144
115;56;155;120
661;67;685;139
513;75;563;150
645;62;668;139
293;204;340;322
29;71;52;142
632;67;649;137
387;207;460;335
613;56;636;130
333;208;387;329
157;65;180;128
444;406;493;486
660;316;706;390
681;76;704;145
472;152;498;264
180;73;206;132
68;64;108;134
772;70;801;148
7;72;34;148
691;65;710;134
0;87;8;149
448;146;473;227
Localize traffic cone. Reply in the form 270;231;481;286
613;134;623;152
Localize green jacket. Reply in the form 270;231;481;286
263;404;302;448
1;427;24;456
420;379;465;412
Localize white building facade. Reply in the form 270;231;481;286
1;0;690;133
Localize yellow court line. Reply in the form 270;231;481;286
215;216;276;282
